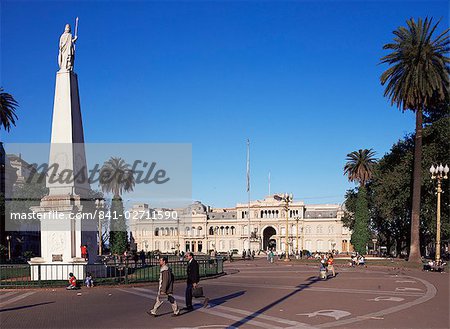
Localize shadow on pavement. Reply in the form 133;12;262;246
227;274;323;328
0;301;55;313
207;291;246;308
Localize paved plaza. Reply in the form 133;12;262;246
0;259;449;329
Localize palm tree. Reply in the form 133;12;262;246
380;17;449;262
344;149;377;186
99;157;135;198
0;88;19;132
344;149;376;254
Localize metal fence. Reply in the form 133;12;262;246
0;257;223;289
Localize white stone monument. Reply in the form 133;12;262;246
29;20;96;280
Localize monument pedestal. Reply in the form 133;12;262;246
30;195;95;280
28;258;87;281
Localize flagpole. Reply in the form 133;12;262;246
247;139;251;255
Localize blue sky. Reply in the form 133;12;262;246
1;1;448;208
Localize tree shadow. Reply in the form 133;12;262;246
0;301;55;313
227;275;323;328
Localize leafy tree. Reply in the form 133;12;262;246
109;196;128;255
351;187;371;254
370;117;449;257
380;17;450;262
344;149;377;254
0;88;18;132
342;188;357;230
371;138;414;256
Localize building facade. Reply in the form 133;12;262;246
129;195;352;254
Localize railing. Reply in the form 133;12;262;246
0;258;223;289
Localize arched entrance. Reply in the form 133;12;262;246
263;226;277;251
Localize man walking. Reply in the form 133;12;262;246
183;252;209;311
148;257;180;317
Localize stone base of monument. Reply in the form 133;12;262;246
28;257;87;281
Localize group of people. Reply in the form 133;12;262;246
148;252;209;317
66;272;93;290
350;253;366;267
319;254;336;279
241;249;256;260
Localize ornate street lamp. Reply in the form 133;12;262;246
294;216;300;255
274;193;293;261
430;164;449;264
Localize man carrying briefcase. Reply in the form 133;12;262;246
183;252;209;311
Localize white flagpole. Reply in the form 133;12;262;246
246;139;250;254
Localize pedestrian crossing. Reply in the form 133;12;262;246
0;291;36;308
118;287;317;329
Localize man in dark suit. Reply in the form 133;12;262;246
183;252;199;311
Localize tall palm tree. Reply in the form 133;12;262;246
344;149;377;255
344;149;377;186
99;157;135;198
0;88;19;132
380;17;449;262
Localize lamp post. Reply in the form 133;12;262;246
274;193;293;261
95;198;105;256
6;235;11;261
294;216;300;254
430;163;449;264
177;217;180;254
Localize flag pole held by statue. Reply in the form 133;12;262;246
75;17;79;38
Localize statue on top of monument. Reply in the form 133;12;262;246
58;19;78;72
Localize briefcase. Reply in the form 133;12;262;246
192;286;204;298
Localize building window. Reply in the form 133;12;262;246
155;228;159;236
317;240;324;251
209;227;214;235
305;226;311;234
316;225;323;234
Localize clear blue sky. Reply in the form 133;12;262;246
1;1;448;208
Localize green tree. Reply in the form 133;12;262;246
342;188;357;230
109;196;128;255
0;88;18;132
370;117;449;257
99;157;135;255
371;138;413;256
344;149;377;254
380;17;450;262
